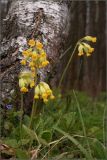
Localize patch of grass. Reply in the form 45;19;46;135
1;91;106;159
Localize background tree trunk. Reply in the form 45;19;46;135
61;1;106;97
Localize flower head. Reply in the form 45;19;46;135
30;81;35;88
78;44;84;56
36;41;43;50
84;36;97;42
19;70;35;92
20;59;26;65
31;52;38;60
28;39;36;47
22;50;30;57
20;87;28;93
34;82;55;103
78;36;97;57
19;39;50;96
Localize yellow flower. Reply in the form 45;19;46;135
36;41;43;50
41;60;49;67
39;85;46;95
34;95;39;99
40;82;50;90
34;85;40;99
29;61;35;67
28;39;36;47
20;87;28;93
19;78;25;88
50;95;55;99
42;93;48;99
83;43;94;54
34;82;55;102
19;70;32;78
78;52;84;56
84;36;97;42
89;47;94;53
21;59;26;65
35;85;40;94
78;44;84;56
38;65;42;69
83;43;91;49
32;72;36;77
22;50;30;57
32;52;38;60
43;98;48;103
40;51;46;57
19;70;35;89
31;67;35;71
47;89;52;95
30;81;35;88
86;53;91;57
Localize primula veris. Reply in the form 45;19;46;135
30;81;35;88
21;59;26;65
34;82;55;103
19;38;55;102
28;39;36;47
19;70;35;92
20;87;28;93
84;36;97;42
78;44;84;56
32;52;38;60
19;78;25;88
78;36;97;57
36;41;43;50
22;50;30;57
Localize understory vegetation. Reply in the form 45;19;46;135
1;91;107;159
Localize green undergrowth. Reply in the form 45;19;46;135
0;91;107;159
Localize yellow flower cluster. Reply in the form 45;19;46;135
20;39;49;69
78;36;97;57
34;82;55;103
19;39;55;102
19;70;35;92
84;36;97;42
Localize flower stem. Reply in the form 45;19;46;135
58;43;78;88
29;96;38;129
20;93;24;144
29;69;37;129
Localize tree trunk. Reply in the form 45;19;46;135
0;0;71;105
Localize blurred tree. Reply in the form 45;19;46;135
61;1;106;96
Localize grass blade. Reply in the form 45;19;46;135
54;126;92;159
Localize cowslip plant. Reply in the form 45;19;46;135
59;36;97;87
19;39;55;102
19;39;55;139
78;36;96;56
17;36;97;158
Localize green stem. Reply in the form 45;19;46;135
29;69;37;129
58;43;78;88
20;93;24;144
73;90;93;159
29;100;37;129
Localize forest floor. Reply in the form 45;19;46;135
0;91;107;159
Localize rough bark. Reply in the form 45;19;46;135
0;0;71;104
